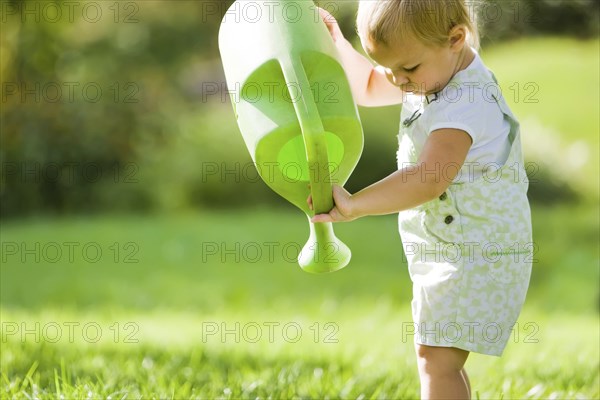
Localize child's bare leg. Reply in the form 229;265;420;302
415;344;470;399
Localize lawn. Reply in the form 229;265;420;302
1;203;598;399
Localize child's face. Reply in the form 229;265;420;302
363;31;469;95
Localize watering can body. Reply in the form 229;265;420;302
218;0;364;273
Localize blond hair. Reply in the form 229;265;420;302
357;0;480;50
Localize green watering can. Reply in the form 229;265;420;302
218;0;363;273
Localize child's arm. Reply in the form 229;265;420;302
318;7;404;107
309;129;472;222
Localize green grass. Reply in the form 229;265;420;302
483;37;600;199
483;37;599;145
1;203;598;399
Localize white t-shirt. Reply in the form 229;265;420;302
397;52;512;183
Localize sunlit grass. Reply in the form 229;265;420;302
1;307;598;399
1;202;598;398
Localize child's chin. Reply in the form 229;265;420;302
401;85;426;95
401;88;419;94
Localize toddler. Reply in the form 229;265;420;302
309;1;533;398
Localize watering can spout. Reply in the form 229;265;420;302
299;218;351;273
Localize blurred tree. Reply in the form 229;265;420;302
480;0;599;44
1;0;597;217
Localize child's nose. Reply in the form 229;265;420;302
391;72;410;86
385;68;409;86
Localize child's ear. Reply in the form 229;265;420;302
448;25;467;51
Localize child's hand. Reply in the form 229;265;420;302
307;185;356;223
316;7;345;43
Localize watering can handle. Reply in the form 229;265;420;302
279;56;334;216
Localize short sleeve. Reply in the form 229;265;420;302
425;84;504;148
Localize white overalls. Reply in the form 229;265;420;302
397;59;533;356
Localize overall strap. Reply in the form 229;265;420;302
488;71;521;147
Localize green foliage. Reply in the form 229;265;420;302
328;0;600;43
1;1;598;217
478;0;599;44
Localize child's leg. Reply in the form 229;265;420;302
415;343;470;399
